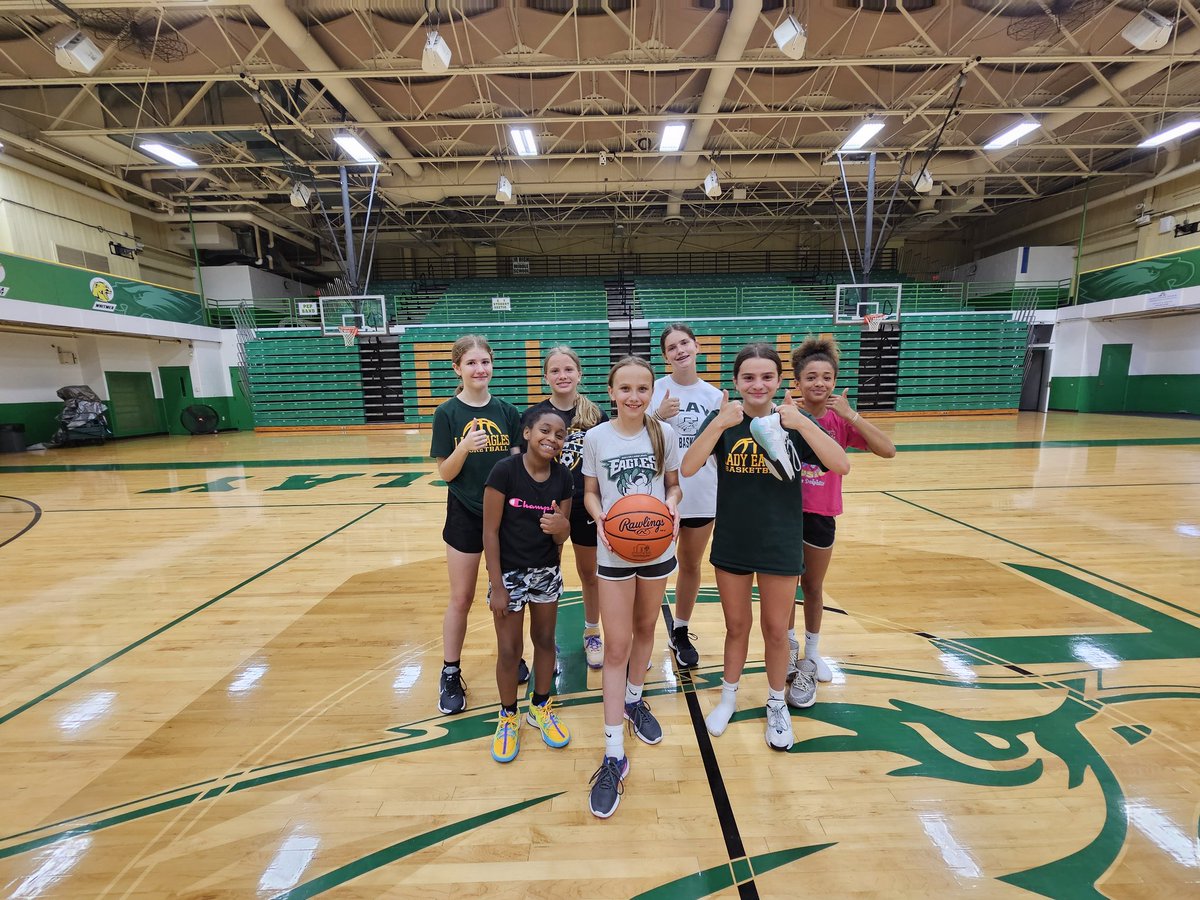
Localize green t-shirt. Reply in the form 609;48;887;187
704;411;823;576
430;395;522;515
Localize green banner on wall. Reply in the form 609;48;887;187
0;251;202;324
1078;245;1200;303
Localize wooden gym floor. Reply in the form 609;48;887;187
1;411;1198;898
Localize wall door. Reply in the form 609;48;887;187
105;371;164;437
1094;343;1132;413
159;366;194;435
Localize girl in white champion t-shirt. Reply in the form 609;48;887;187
650;323;722;671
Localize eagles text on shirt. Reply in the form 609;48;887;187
602;453;659;494
454;417;512;453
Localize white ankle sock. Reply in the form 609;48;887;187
705;680;739;736
625;681;643;706
787;628;797;644
585;620;599;630
767;687;785;704
805;630;820;659
673;616;689;630
604;723;624;760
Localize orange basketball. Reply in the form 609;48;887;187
603;494;675;563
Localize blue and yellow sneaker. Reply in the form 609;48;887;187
491;707;521;763
526;696;571;748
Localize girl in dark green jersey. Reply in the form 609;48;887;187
681;343;849;752
430;335;522;716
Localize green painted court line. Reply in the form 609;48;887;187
37;500;446;514
846;481;1200;495
883;492;1200;622
0;455;430;473
1;436;1197;474
0;504;385;727
886;436;1200;453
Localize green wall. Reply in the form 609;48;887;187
1050;369;1200;415
0;402;61;446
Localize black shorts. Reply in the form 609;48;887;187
568;501;598;548
803;513;836;550
597;557;678;581
442;492;484;554
680;516;714;530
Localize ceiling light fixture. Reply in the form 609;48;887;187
773;15;807;60
141;142;198;168
495;175;513;203
422;30;452;73
509;126;537;157
659;123;687;153
703;168;722;199
1121;9;1173;51
841;119;885;151
983;120;1040;150
1138;120;1200;148
333;131;378;165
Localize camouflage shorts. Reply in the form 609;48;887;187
488;565;563;613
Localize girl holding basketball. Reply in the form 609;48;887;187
582;356;682;818
523;347;609;669
482;408;575;763
430;335;522;716
787;337;895;686
681;343;849;751
651;323;722;670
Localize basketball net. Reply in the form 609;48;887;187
863;313;887;332
337;325;359;347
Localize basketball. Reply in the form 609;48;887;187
603;494;675;563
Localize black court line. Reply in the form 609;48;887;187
843;481;1200;495
0;496;42;550
661;605;759;899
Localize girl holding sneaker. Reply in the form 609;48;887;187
522;347;609;670
483;408;576;763
681;343;849;751
650;324;722;670
582;356;682;818
787;337;896;685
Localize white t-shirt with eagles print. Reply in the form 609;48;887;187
582;419;681;569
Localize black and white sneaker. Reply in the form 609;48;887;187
517;658;530;685
438;667;467;715
588;755;630;819
668;626;699;668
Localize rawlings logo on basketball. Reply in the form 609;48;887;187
457;417;511;452
603;494;674;563
725;437;773;475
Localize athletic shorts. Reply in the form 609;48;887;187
568;501;598;548
488;565;563;613
442;492;484;554
597;557;677;582
680;516;714;530
802;513;837;550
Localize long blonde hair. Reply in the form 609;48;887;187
608;355;665;478
544;345;602;430
451;334;493;395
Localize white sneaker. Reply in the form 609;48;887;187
786;659;817;709
749;413;800;481
765;700;794;751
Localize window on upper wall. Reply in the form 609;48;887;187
56;244;110;273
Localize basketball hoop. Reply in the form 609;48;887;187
863;313;887;332
337;325;359;347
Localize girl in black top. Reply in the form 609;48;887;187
483;409;575;763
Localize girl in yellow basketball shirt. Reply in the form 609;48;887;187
582;356;681;819
682;343;849;751
430;335;522;716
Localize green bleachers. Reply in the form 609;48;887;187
422;277;608;324
245;334;365;426
896;315;1027;411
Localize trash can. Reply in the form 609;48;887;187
0;423;26;453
